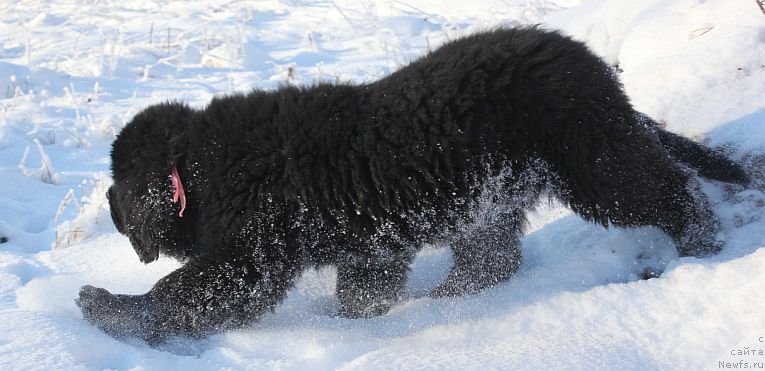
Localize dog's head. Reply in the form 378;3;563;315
108;102;199;263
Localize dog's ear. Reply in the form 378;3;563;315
160;102;193;164
111;102;196;181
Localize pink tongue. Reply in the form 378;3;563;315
171;165;186;217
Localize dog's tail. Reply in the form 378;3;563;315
643;117;749;185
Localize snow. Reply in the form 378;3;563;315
0;0;763;369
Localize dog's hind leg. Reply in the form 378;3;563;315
553;125;722;258
615;176;721;258
668;179;721;257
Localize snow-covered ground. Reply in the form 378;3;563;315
1;0;764;369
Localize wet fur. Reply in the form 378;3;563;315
77;27;749;345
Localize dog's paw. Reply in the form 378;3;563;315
429;282;478;298
338;301;391;319
429;283;459;298
76;285;121;323
76;285;157;343
429;273;489;298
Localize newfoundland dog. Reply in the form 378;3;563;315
77;27;749;345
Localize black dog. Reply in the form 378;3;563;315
77;27;749;345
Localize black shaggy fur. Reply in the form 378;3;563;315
77;27;749;345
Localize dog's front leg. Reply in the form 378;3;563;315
76;285;156;341
77;256;300;345
336;248;415;318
